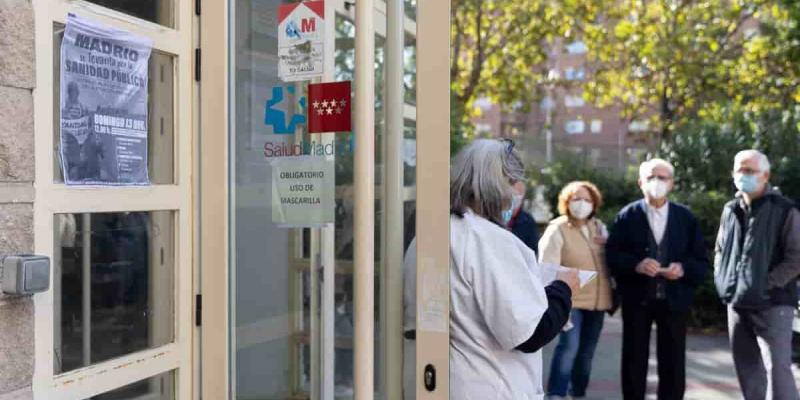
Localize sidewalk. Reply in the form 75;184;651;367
541;315;800;400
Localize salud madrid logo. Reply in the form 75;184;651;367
262;84;354;159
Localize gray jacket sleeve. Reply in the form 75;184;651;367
768;208;800;288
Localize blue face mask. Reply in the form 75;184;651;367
501;194;524;226
734;173;760;193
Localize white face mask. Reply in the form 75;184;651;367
644;179;670;199
568;199;593;220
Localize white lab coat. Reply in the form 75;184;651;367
403;209;549;400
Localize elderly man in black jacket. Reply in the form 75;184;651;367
606;158;709;400
714;150;800;400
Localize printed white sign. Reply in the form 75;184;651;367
270;155;334;227
277;1;325;82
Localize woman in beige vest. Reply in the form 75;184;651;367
540;181;612;399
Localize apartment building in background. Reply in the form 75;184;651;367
473;39;653;171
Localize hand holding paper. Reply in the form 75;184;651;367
539;263;597;288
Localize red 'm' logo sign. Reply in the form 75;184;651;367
302;18;316;33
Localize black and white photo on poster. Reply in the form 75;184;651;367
60;14;152;185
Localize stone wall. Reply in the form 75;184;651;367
0;0;36;399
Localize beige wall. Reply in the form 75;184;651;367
0;0;36;399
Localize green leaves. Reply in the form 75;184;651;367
582;0;799;143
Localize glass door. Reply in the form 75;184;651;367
32;0;196;398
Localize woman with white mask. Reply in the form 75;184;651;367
538;181;613;400
402;138;580;400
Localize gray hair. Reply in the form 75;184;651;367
734;149;771;172
450;139;525;224
639;158;675;180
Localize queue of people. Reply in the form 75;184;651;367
403;139;799;400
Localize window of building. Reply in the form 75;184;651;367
629;119;650;132
565;40;588;54
540;96;555;110
564;94;585;108
565;119;585;135
475;123;492;135
474;96;493;112
591;119;603;134
564;67;585;81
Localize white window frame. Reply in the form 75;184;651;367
31;1;195;399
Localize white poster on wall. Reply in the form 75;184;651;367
277;1;325;82
59;14;153;186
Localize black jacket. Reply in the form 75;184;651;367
606;200;709;313
714;187;800;308
509;209;540;255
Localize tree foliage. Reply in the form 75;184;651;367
582;0;800;145
450;0;603;149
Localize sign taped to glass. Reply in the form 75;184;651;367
278;1;325;82
270;155;335;227
307;80;352;133
60;14;152;186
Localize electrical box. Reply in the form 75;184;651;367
1;255;50;295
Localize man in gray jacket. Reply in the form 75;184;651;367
714;149;800;400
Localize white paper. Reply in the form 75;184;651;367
538;263;597;288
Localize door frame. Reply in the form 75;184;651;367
198;0;451;398
31;0;197;398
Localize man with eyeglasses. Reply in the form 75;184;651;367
714;150;800;400
606;158;708;400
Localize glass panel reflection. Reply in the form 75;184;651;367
84;0;174;28
89;370;175;400
54;211;175;374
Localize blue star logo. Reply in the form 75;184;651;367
264;86;306;135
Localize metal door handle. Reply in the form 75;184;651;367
424;364;436;391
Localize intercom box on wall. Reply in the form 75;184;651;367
1;255;50;295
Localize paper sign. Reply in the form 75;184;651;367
270;155;334;227
539;263;597;288
278;1;325;82
60;14;152;186
418;258;449;333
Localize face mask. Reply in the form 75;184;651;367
502;194;524;225
644;179;670;199
569;199;593;220
734;173;760;193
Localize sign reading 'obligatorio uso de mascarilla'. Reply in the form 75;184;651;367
60;14;152;186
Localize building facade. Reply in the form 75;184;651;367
473;39;652;171
0;1;36;398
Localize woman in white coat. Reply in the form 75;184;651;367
403;138;579;399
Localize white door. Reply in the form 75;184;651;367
32;1;196;398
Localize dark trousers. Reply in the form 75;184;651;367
547;309;606;397
621;299;687;400
728;305;800;400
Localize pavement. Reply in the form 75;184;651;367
541;315;800;400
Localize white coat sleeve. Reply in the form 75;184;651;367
470;231;548;351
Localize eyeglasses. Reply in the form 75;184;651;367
499;138;515;155
646;175;672;182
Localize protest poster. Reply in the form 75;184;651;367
60;14;152;186
270;156;335;227
277;1;325;82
